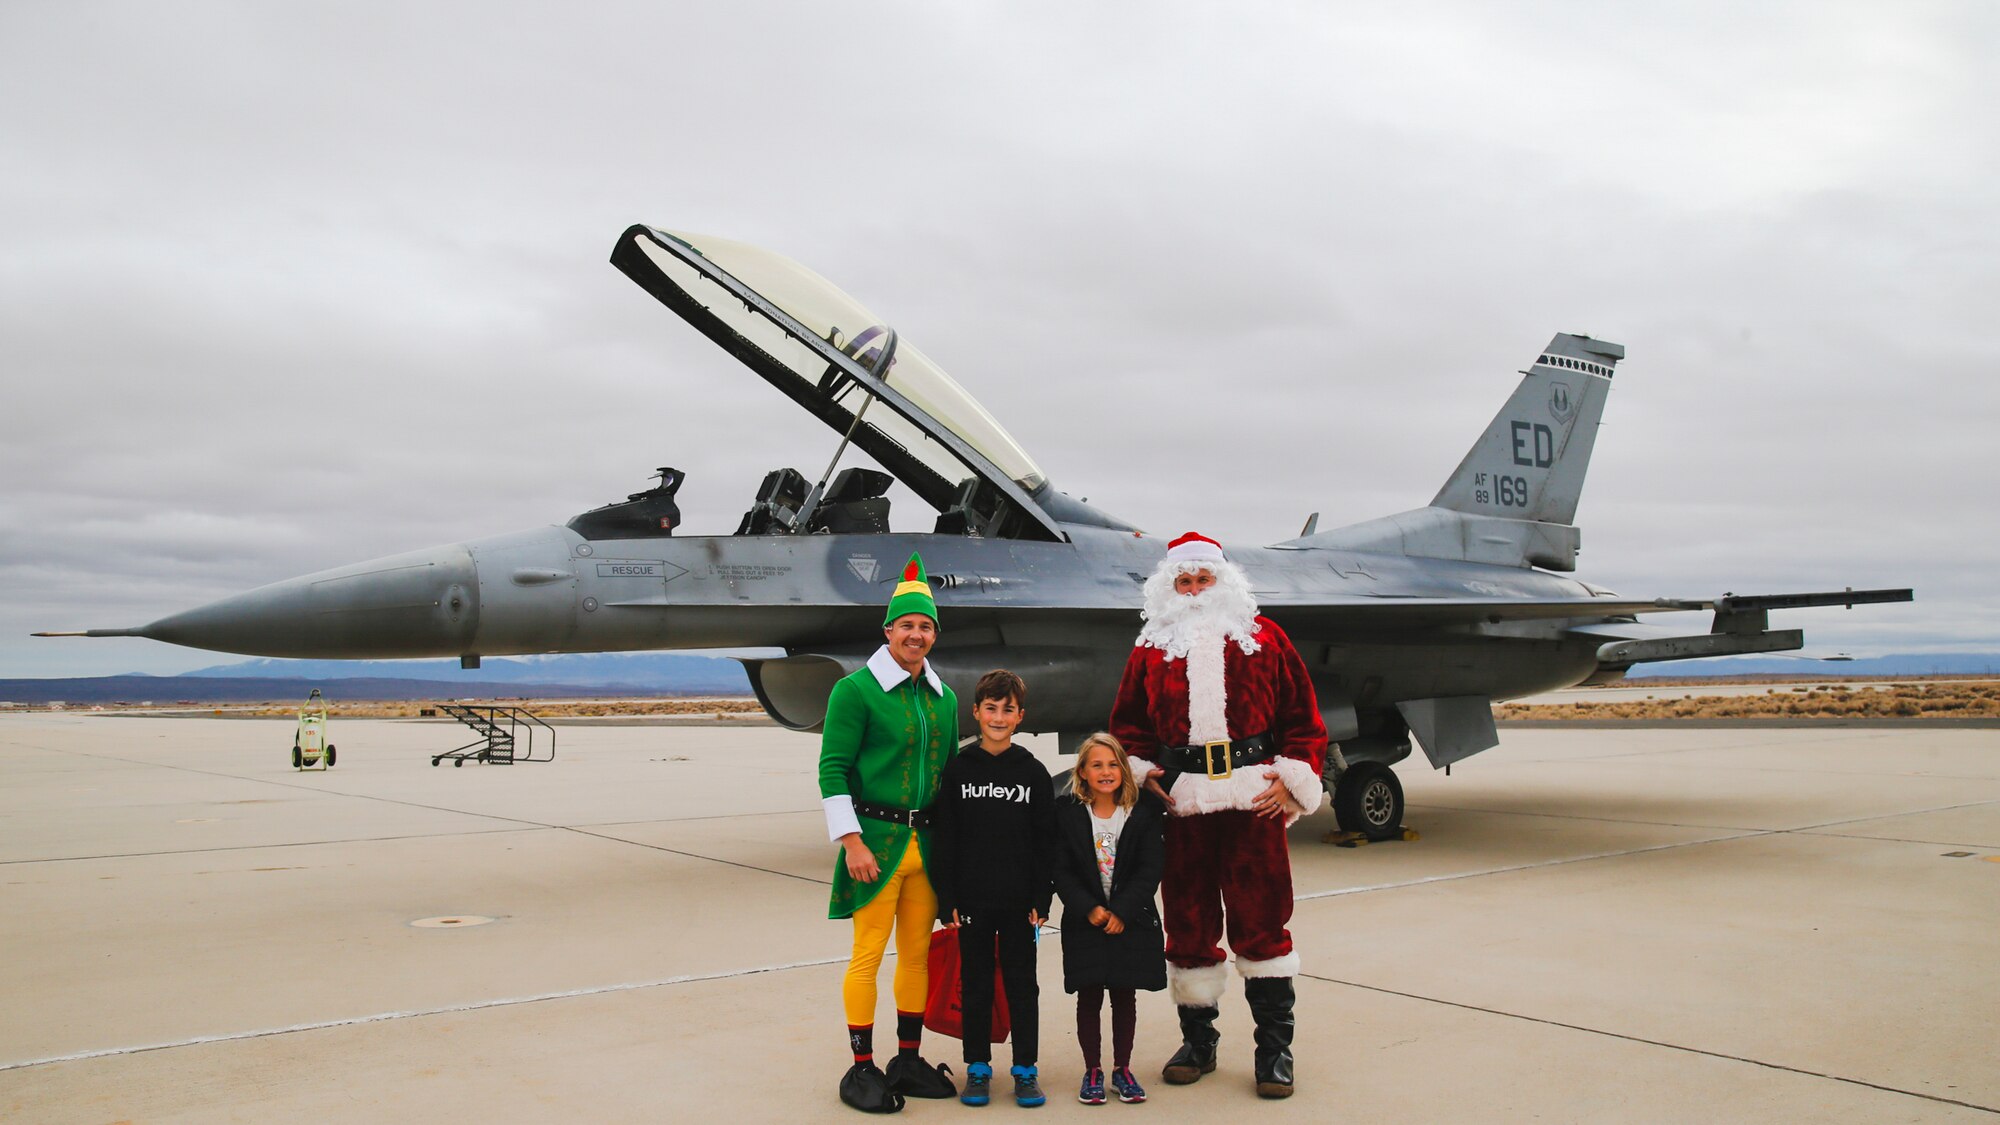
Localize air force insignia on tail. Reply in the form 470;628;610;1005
1549;382;1575;423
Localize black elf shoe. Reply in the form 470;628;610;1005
839;1061;906;1114
884;1054;958;1098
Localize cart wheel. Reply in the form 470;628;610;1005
292;746;302;769
431;758;440;767
325;745;336;767
454;758;464;767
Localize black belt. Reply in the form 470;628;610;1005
1156;732;1274;780
854;800;933;830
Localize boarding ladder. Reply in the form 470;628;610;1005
432;705;556;767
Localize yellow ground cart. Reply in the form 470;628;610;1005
292;689;336;770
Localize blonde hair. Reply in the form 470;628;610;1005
1070;732;1140;809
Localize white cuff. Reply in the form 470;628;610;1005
822;795;862;842
1267;756;1325;821
1130;757;1162;784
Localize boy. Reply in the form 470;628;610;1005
931;669;1056;1108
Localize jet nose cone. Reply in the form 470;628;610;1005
141;544;481;659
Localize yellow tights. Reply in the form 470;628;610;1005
842;843;936;1026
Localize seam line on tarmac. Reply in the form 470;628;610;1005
1302;973;2000;1115
1298;797;2000;901
560;827;831;885
0;826;545;867
0;955;850;1074
13;744;833;882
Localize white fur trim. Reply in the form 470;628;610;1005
1168;758;1321;827
1236;951;1300;979
1164;534;1227;565
1129;757;1161;784
1266;756;1325;819
1185;636;1228;744
1168;961;1230;1007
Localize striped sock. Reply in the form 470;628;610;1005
848;1024;873;1064
896;1010;924;1059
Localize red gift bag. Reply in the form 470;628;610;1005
922;928;1011;1042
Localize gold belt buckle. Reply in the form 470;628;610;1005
1203;739;1233;780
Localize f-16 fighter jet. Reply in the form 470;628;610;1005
39;225;1911;839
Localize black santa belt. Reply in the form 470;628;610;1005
853;800;933;830
1156;732;1274;780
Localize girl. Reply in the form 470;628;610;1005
1052;732;1167;1104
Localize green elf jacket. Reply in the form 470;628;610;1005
819;647;958;919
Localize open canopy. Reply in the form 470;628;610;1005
611;225;1063;541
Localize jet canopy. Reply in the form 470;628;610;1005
613;226;1063;541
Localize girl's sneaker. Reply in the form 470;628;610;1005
1077;1067;1106;1105
1011;1065;1047;1107
1109;1067;1147;1103
961;1062;993;1106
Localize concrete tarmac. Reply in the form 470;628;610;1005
2;715;1995;1123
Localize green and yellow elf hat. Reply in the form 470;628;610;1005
882;553;939;626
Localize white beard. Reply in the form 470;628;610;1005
1135;558;1262;662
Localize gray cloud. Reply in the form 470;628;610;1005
3;1;1993;676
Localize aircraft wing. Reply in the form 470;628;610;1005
1262;588;1912;629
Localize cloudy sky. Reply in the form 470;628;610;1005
2;1;1994;678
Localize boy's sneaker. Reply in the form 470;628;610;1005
1109;1067;1147;1104
1077;1067;1105;1105
961;1062;993;1106
1011;1065;1047;1108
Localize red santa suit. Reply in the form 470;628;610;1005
1107;535;1327;1007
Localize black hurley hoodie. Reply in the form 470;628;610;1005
931;743;1056;921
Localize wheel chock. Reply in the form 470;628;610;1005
1319;825;1420;848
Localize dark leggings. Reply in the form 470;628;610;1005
1075;987;1137;1070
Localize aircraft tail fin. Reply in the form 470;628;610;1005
1431;333;1621;526
1289;334;1621;571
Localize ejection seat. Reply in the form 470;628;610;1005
735;468;809;535
804;468;893;534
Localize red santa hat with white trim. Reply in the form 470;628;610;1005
1164;531;1227;565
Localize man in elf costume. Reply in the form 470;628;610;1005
820;554;960;1113
1108;532;1328;1099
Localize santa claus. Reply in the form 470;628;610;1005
1107;531;1327;1100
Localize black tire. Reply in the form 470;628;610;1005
325;745;336;767
1334;761;1404;841
292;745;302;769
454;758;464;767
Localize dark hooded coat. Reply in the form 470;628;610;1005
1051;789;1168;993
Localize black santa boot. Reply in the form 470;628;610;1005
1160;1004;1221;1085
1244;976;1296;1098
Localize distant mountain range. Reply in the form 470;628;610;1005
0;652;753;705
1623;653;2000;678
4;651;1994;706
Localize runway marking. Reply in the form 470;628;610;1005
0;953;850;1074
0;827;545;867
1293;831;1764;901
1300;972;2000;1116
1298;798;2000;901
3;743;830;883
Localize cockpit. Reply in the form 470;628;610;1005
591;225;1092;543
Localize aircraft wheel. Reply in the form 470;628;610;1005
454;758;464;767
1334;761;1404;841
325;745;336;767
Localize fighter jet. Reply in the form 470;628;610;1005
38;224;1911;839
